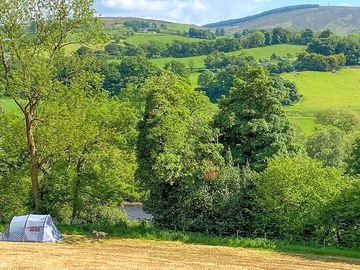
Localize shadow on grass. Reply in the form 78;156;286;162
61;235;99;245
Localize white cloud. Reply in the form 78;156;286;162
102;0;208;12
340;2;352;6
101;0;210;20
193;0;208;10
102;0;172;11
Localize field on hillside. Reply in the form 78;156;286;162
125;33;202;46
284;68;360;135
0;98;19;113
1;237;360;270
284;69;360;114
151;44;306;69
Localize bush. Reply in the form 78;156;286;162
315;109;360;133
306;127;348;168
295;52;346;71
148;166;258;236
320;180;360;247
256;155;350;241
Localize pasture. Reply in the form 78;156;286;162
125;33;202;46
283;68;360;135
1;237;360;269
0;98;19;113
150;44;306;69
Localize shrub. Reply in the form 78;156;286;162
256;155;349;241
315;109;360;133
306;127;348;168
295;52;346;71
320;180;360;247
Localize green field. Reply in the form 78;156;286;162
0;98;19;113
151;44;306;69
125;33;202;46
283;68;360;135
283;69;360;114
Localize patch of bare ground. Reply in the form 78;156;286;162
0;236;360;270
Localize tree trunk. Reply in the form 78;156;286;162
71;176;81;224
25;112;41;211
71;156;85;224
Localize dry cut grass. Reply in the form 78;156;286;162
1;236;360;270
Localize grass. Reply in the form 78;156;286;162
283;68;360;135
62;42;107;55
54;223;360;260
151;44;306;69
189;72;201;87
3;237;360;269
2;221;359;268
125;32;202;46
287;116;318;137
283;69;360;114
0;97;19;113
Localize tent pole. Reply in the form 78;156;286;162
39;215;48;242
21;214;31;242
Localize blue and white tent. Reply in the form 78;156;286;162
0;214;62;242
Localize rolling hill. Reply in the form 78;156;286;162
205;5;360;35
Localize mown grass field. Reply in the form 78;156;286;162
1;236;360;270
283;68;360;135
151;44;306;69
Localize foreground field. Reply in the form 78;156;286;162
1;237;360;270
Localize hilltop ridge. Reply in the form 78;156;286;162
204;5;360;35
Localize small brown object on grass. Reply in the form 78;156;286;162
92;230;108;239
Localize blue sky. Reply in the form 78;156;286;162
94;0;360;25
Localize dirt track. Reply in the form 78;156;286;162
0;237;360;270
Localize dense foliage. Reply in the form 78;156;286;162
136;72;224;228
257;155;352;243
307;35;360;65
188;28;216;40
295;52;346;71
214;65;297;171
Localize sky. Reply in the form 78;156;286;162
94;0;360;25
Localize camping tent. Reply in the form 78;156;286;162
0;214;62;242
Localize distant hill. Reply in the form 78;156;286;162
100;17;198;32
205;5;360;35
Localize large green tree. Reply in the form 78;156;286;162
0;0;102;211
136;72;223;226
214;65;297;171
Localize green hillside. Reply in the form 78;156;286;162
150;44;306;69
206;6;360;35
101;17;197;33
283;69;360;114
284;68;360;136
125;33;202;46
0;98;19;113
